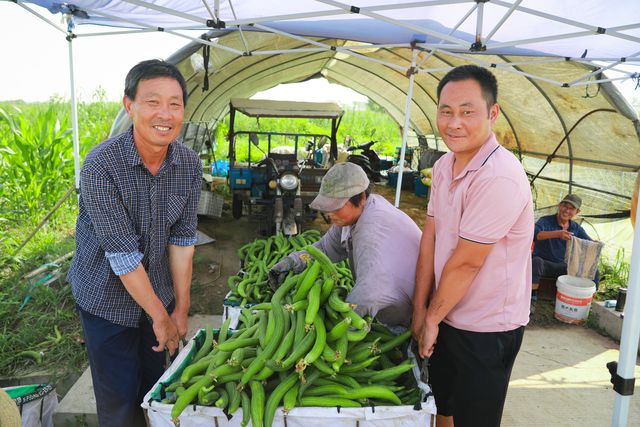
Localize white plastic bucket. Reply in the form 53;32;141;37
554;275;596;324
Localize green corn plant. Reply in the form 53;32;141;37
76;86;121;157
0;105;74;223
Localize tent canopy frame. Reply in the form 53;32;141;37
6;2;640;424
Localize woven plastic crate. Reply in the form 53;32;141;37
197;191;224;217
143;328;436;427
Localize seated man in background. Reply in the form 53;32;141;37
531;194;600;311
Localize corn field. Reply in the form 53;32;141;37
0;89;120;227
0;89;121;378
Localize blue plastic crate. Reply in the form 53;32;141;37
388;171;416;190
415;176;430;197
388;171;398;187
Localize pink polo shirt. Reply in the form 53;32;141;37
426;133;533;332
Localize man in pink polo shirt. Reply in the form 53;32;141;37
412;65;534;427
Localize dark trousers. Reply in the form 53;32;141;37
77;302;177;427
429;322;525;427
532;256;600;290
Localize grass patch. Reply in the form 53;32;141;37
0;208;88;379
530;300;616;344
529;300;563;326
582;309;614;340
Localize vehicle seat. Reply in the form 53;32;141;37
268;152;297;169
358;141;375;150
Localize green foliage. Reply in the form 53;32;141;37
0;90;119;378
65;413;89;427
214;102;401;162
213;182;231;198
340;106;401;157
596;248;630;301
0;89;120;241
582;309;609;338
0;212;87;378
0;104;73;222
75;87;121;158
529;300;562;326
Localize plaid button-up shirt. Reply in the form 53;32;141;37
68;126;201;327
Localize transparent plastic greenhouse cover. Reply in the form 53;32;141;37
22;0;640;219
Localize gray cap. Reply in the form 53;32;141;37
310;163;370;213
562;194;582;209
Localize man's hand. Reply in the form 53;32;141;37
152;315;181;356
170;308;189;341
119;264;182;355
558;230;574;241
413;308;438;358
416;321;439;359
268;257;294;291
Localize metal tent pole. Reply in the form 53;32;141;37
316;0;472;48
251;23;410;72
611;207;640;426
394;49;417;209
79;5;244;55
68;33;81;195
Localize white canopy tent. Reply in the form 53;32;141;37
4;1;640;425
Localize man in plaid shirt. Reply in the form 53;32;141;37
67;59;201;427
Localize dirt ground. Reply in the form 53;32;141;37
188;184;429;315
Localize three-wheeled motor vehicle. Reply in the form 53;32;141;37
227;98;344;236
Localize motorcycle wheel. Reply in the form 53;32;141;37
232;194;243;219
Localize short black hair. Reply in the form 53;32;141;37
436;65;498;113
349;185;372;208
124;59;188;107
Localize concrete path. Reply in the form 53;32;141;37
503;324;640;426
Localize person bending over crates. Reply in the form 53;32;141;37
530;193;601;313
67;59;201;427
268;162;422;330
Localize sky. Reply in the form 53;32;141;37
1;2;638;105
0;2;367;105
